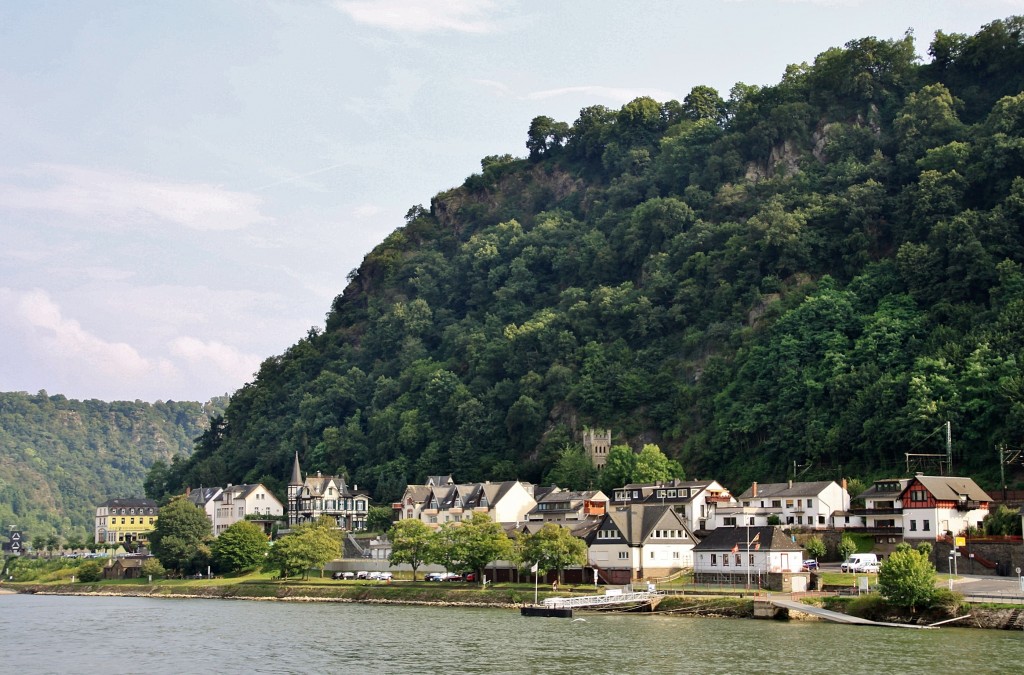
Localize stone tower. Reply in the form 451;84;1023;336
583;427;612;469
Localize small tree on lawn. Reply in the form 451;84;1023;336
804;536;826;561
878;543;937;613
837;535;857;562
140;558;166;579
265;519;340;580
520;523;587;585
78;560;103;582
367;506;394;533
149;495;212;576
455;512;513;582
389;519;432;581
211;521;270;574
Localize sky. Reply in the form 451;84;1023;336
1;0;1021;403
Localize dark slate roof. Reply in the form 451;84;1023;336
855;479;909;501
598;504;695;546
692;526;802;552
738;481;838;500
187;487;221;506
100;498;158;509
289;451;303;486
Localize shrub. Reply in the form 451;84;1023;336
77;561;103;582
140;558;166;579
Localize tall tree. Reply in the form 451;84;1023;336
388;518;433;581
519;523;588;584
149;495;212;575
210;520;270;574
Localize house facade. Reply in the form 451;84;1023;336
610;479;736;532
287;452;369;530
94;498;159;545
584;504;697;582
525;488;608;525
900;475;992;540
845;478;910;546
191;484;285;535
692;526;805;590
715;480;850;530
395;476;536;528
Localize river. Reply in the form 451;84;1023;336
0;594;1019;674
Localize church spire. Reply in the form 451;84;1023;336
289;451;303;486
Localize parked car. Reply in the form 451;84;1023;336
377;572;393;581
442;572;463;582
801;559;819;571
332;571;355;580
424;572;445;582
356;571;370;579
464;572;476;582
840;553;880;573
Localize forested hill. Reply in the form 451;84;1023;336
0;392;224;538
162;18;1024;503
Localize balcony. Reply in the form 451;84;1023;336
849;507;902;516
842;525;903;535
955;500;984;512
706;495;733;504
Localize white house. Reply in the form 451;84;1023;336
610;479;736;532
584;504;697;583
525;488;608;525
287;453;369;531
395;476;536;528
715;480;850;530
692;526;804;590
189;483;283;536
899;475;992;541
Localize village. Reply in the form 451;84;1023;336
76;428;1023;596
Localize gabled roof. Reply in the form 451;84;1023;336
187;487;221;507
738;481;839;500
692;526;802;552
99;498;158;509
289;451;303;486
595;504;694;546
904;475;992;503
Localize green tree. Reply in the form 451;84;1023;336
211;521;270;574
982;505;1023;535
632;444;685;483
140;557;166;579
77;560;103;582
804;536;826;561
148;495;213;575
837;535;857;562
366;506;394;533
388;518;433;581
543;443;597;490
878;544;937;612
519;523;588;584
265;519;341;580
431;512;512;581
599;445;636;493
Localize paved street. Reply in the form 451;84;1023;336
951;574;1024;603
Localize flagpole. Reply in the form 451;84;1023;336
533;562;538;605
746;521;750;590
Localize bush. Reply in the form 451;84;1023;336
77;561;103;582
140;558;166;579
878;546;936;612
845;593;888;620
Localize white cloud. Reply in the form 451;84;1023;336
0;287;173;381
169;336;261;384
334;0;503;34
525;85;678;105
0;164;270;231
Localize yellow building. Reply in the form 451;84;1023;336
95;498;159;545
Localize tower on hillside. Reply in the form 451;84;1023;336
287;451;303;517
583;427;612;469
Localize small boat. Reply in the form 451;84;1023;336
520;604;573;618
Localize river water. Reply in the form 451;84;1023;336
0;593;1019;674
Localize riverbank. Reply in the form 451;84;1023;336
10;582;1021;629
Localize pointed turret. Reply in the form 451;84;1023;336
289;451;303;486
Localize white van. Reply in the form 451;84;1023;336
840;553;879;573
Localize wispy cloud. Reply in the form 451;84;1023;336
0;164;270;231
169;336;260;384
0;287;171;381
524;85;678;104
334;0;504;34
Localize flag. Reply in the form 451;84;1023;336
755;543;761;551
751;532;760;543
530;562;539;573
731;544;739;553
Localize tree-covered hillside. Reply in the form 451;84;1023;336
0;392;224;539
162;18;1024;501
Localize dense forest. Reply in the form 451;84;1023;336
155;18;1024;503
0;392;223;539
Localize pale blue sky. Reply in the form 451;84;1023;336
1;0;1020;402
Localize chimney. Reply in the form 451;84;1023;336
317;471;321;478
788;479;793;489
752;482;758;498
841;478;847;492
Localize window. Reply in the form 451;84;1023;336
667;490;676;498
818;516;825;525
130;518;135;525
723;517;737;526
749;554;755;565
785;499;794;508
735;554;742;566
923;520;930;531
807;499;813;508
711;554;717;566
650;551;655;559
797;516;803;525
749;517;756;526
772;500;782;508
618;551;628;560
723;555;729;566
673;551;680;559
743;501;750;507
910;490;927;502
910;520;917;531
797;499;802;507
453;514;461;522
428;516;437;524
